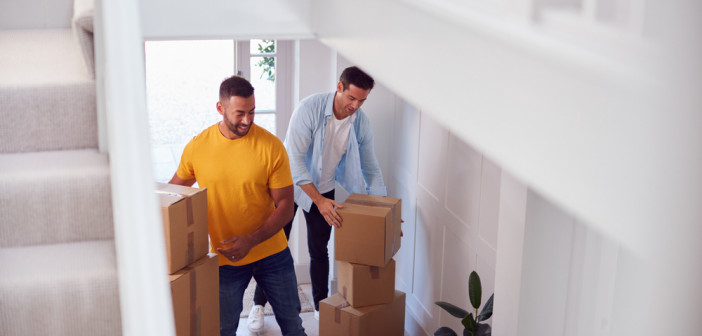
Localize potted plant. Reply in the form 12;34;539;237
434;271;494;336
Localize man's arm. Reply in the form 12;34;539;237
217;185;294;261
168;173;196;187
285;96;344;227
299;183;344;228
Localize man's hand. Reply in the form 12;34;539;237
217;235;255;262
315;197;344;228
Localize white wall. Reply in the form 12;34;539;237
387;97;504;335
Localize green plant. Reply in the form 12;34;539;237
255;40;275;81
434;271;494;336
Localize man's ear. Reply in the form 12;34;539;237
336;81;344;93
216;101;224;115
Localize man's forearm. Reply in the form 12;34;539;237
245;200;294;247
299;182;324;204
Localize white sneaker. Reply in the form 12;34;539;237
314;309;319;320
247;305;265;332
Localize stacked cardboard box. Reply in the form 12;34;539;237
156;182;219;336
170;253;219;336
320;194;405;336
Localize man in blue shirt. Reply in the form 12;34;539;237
284;66;387;317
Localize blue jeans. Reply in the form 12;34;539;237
254;206;295;306
219;247;306;336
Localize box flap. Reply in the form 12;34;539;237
156;182;207;198
157;192;186;207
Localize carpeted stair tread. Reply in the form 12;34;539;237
0;29;97;153
0;240;122;336
0;29;92;85
0;150;113;248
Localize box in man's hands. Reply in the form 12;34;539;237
156;182;209;274
335;194;401;267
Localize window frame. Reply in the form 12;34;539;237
236;39;293;140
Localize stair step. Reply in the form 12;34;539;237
0;150;113;248
0;240;122;336
0;29;97;153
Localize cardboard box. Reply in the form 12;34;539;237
319;290;405;336
156;182;209;274
338;259;396;308
170;253;220;336
335;194;402;267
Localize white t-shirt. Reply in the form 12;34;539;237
317;114;354;193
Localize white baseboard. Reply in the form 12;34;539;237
405;303;429;336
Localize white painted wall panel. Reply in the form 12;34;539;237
361;82;395;186
475;239;497;312
445;132;482;228
392;179;416;293
478;156;502;250
392;100;420;183
417;113;448;203
412;190;445;332
518;190;576;336
493;171;527;336
439;225;474;333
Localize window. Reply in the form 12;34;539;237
236;39;293;140
145;39;234;183
145;39;293;183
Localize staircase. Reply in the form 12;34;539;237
0;1;122;335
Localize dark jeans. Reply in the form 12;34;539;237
219;248;306;336
303;190;335;311
253;206;295;306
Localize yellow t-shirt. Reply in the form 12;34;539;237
176;123;293;266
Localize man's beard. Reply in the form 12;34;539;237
224;117;251;137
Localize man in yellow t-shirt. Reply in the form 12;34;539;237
169;75;306;336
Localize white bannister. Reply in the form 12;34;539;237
95;0;176;335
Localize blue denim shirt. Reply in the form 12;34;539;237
284;92;387;212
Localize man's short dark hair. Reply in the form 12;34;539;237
219;75;254;101
339;66;375;91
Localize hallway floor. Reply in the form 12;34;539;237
235;283;410;336
235;283;318;336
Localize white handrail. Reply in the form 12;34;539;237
95;0;176;335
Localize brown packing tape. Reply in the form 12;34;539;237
186;196;194;226
187;232;195;264
369;266;380;279
190;270;197;336
333;300;350;323
194;307;202;336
